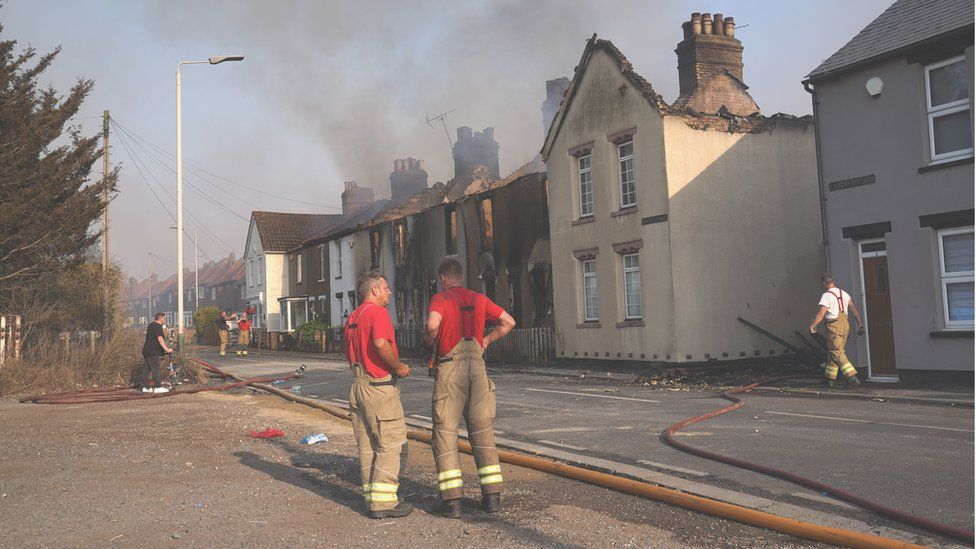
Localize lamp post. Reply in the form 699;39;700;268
176;55;244;354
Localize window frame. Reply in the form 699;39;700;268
617;141;636;209
937;226;974;329
577;154;594;219
581;258;598;321
622;252;642;319
334;241;343;279
295;252;303;285
924;55;973;163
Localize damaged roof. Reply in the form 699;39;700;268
806;0;974;81
251;211;343;252
293;199;394;249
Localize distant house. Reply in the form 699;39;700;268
243;212;340;331
126;255;245;328
803;0;974;381
542;15;823;363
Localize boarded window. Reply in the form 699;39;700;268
370;231;382;269
445;207;458;254
394;221;408;264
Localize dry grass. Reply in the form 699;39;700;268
0;330;207;397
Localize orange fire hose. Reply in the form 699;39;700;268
191;359;930;549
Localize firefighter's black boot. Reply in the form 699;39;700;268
846;375;861;387
481;493;500;513
823;378;835;388
369;501;413;519
435;498;462;519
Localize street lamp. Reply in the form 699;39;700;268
176;54;244;353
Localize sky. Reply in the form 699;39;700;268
5;0;893;280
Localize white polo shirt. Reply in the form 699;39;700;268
818;288;852;321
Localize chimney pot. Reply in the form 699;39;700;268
713;13;724;36
702;13;712;34
724;16;735;37
681;21;692;39
691;12;702;34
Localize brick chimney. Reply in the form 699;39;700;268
389;157;428;204
541;77;570;138
675;12;743;96
453;126;499;180
341;181;374;215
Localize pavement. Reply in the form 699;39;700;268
196;347;973;547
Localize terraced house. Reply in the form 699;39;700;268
543;15;823;364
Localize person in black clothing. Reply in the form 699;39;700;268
141;313;174;393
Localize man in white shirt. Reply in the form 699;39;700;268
809;273;864;387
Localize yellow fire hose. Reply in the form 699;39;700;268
231;374;927;549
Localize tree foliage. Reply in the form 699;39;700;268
0;21;118;297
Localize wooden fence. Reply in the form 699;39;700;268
253;325;555;365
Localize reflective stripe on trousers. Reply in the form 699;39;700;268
349;366;407;511
823;312;858;380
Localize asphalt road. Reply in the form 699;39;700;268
203;349;974;539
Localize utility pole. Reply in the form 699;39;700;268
194;230;199;309
102;110;111;332
148;253;154;319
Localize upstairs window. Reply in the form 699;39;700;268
618;141;636;208
622;253;642;319
479;198;494;248
295;253;303;285
445;208;458;254
318;245;326;282
578;154;593;218
939;227;974;328
394;221;408;264
370;230;382;269
925;56;972;162
581;259;598;321
334;241;343;278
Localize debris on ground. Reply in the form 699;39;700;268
248;428;285;439
300;433;329;445
630;358;811;391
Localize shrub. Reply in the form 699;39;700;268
193;306;220;332
295;320;331;339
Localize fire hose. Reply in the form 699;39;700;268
188;358;930;549
662;377;974;545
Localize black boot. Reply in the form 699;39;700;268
481;493;500;513
823;378;835;388
435;498;462;519
846;375;861;387
369;501;414;519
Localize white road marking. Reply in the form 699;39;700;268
410;414;432;421
331;398;349;404
636;460;709;477
764;411;972;433
791;492;859;510
297;381;332;389
525;388;659;403
538;439;588;451
526;427;593;435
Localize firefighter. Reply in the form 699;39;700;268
424;256;516;518
236;311;251;356
216;310;230;357
809;273;864;387
345;271;413;519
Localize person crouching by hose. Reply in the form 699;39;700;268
345;270;413;519
424;256;516;518
236;312;251;356
141;312;174;393
809;273;864;388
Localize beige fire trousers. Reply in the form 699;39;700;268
218;330;229;354
237;329;250;352
349;365;408;511
824;312;858;380
431;339;502;502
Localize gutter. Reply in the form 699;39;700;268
803;80;831;273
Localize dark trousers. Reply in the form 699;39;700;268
140;355;166;387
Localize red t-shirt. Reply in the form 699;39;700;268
429;286;504;355
345;302;398;379
238;318;252;331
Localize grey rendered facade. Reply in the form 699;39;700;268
805;0;974;380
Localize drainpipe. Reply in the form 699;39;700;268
803;80;830;273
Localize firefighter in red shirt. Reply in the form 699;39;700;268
236;312;252;356
424;256;516;518
345;271;413;519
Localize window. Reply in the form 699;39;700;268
622;253;642;319
938;227;974;328
582;259;598;321
247;259;254;286
318;245;326;282
295;253;303;285
925;56;972;162
479;198;494;248
211;287;216;300
618;141;636;208
370;230;382;269
184;312;194;327
334;241;343;278
445;207;458;254
578;154;593;218
394;221;408;264
258;255;264;285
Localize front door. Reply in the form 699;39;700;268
860;241;897;378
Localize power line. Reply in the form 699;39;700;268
111;118;342;211
113;125;239;257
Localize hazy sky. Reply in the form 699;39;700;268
5;0;892;279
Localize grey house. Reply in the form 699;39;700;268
803;0;974;382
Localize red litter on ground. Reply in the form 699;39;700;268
248;428;285;439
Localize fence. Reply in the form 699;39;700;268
252;325;555;366
0;315;22;366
